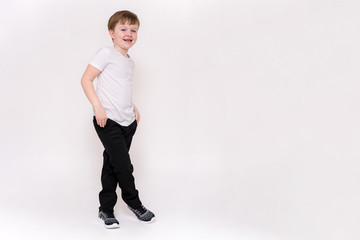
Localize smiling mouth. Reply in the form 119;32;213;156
123;39;133;42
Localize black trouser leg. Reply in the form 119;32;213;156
93;117;142;213
98;150;118;213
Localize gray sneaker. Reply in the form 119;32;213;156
98;211;120;229
128;205;155;223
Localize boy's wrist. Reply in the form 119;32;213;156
93;103;103;110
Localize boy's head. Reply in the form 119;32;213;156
108;10;140;32
108;10;140;52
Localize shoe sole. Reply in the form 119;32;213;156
138;216;156;224
97;218;120;229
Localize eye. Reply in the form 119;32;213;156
121;29;126;31
131;30;137;33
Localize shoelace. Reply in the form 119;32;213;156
133;206;147;215
102;212;115;219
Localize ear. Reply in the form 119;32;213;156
109;30;114;40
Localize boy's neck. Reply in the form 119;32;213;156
113;44;130;58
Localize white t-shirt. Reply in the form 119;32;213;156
89;46;135;126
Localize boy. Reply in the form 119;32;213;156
81;10;155;229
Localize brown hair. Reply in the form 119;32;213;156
108;10;140;31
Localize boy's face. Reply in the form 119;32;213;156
109;22;138;52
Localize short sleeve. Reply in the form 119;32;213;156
89;48;110;72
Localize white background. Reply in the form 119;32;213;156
1;0;360;239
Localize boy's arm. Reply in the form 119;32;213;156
81;64;108;128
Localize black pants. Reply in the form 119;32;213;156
93;117;142;213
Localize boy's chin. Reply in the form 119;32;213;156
123;43;134;49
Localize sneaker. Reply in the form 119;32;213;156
98;210;120;229
128;205;155;223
